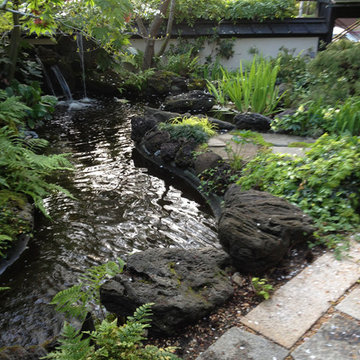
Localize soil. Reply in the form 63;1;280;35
147;243;326;359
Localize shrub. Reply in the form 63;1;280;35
305;40;360;104
237;134;360;255
158;116;217;144
272;97;360;137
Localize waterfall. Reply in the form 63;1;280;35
76;32;88;99
35;55;56;96
51;65;73;101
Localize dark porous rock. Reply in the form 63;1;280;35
145;71;187;97
163;90;215;114
160;141;181;162
234;112;271;132
218;185;315;274
100;247;233;336
131;116;158;143
144;107;188;123
174;140;197;168
143;130;171;155
194;151;223;175
0;345;47;360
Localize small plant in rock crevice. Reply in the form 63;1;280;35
251;277;274;300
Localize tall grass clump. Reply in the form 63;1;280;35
207;56;282;115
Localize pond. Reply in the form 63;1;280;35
0;100;218;347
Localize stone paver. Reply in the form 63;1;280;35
271;146;306;157
291;315;360;360
336;286;360;320
196;327;288;360
241;252;360;348
260;133;315;146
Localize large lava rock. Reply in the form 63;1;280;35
100;248;234;336
234;112;271;132
163;90;215;114
218;186;315;274
131;116;159;143
142;130;171;154
194;151;223;175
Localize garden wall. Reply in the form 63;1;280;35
130;37;318;70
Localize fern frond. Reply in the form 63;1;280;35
126;302;154;325
50;285;88;320
43;322;93;360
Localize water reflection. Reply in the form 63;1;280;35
0;101;218;346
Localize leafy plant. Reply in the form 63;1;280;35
272;97;360;137
237;134;360;255
4;81;57;128
226;0;296;21
208;56;283;115
225;130;269;170
304;40;360;104
160;50;200;77
0;125;73;255
46;261;180;360
50;259;125;322
158;116;217;144
251;277;273;300
198;163;238;196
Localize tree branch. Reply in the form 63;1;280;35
135;15;148;38
0;0;9;10
157;0;175;57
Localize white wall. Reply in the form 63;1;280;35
130;37;318;70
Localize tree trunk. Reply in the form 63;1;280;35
142;0;172;69
7;2;21;82
157;0;176;58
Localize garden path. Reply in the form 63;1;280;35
196;237;360;360
208;132;315;159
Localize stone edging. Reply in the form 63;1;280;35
135;143;223;220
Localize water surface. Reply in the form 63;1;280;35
0;101;218;346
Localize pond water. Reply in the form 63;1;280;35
0;100;218;347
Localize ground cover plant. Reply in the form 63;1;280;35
158;116;216;144
237;134;360;256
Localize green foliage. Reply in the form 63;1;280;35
272;97;360;137
225;130;269;170
238;134;360;254
251;277;273;300
50;259;125;321
160;50;200;77
4;81;57;128
226;0;296;21
304;40;360;105
198;164;238;196
0;91;31;129
45;308;180;360
158;116;217;144
208;57;282;115
47;263;180;360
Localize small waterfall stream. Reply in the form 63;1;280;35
0;100;218;347
76;32;88;99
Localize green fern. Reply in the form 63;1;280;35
0;95;30;129
50;259;125;321
44;322;93;360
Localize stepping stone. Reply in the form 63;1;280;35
291;315;360;360
241;252;360;348
271;146;306;157
336;286;360;320
260;133;315;147
196;327;288;360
